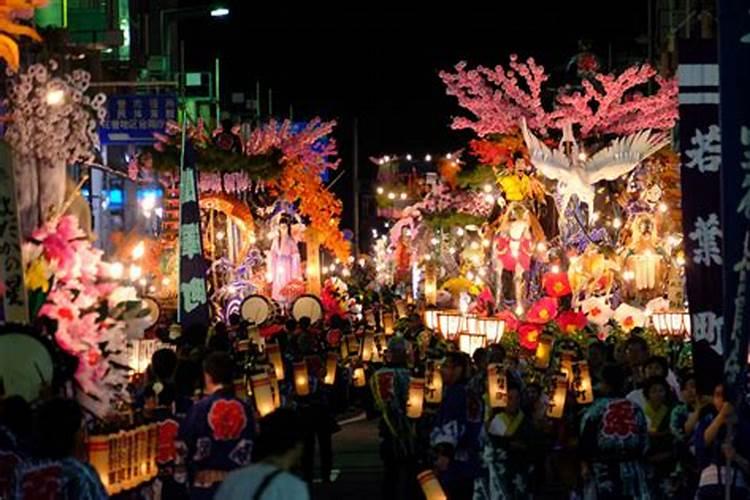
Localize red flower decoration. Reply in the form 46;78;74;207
519;323;542;351
327;328;342;346
157;419;179;464
542;272;571;297
526;297;558;324
555;311;588;335
208;399;247;441
602;400;639;438
496;309;519;332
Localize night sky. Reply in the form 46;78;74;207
179;2;651;233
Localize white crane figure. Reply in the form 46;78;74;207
520;118;668;225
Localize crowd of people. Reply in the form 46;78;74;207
1;311;749;500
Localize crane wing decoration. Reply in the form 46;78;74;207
521;118;668;224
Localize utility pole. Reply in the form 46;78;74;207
268;88;273;118
353;118;360;256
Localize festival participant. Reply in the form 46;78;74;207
693;383;750;499
370;336;416;499
0;396;32;498
627;356;677;409
14;398;107;500
474;380;532;499
215;409;310;500
642;376;674;496
670;371;703;497
624;336;650;392
175;352;255;500
430;352;482;500
299;354;336;484
579;364;650;499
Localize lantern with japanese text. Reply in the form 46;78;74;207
425;360;443;404
417;470;447;500
395;300;408;318
547;375;568;419
407;377;425;418
324;352;338;385
372;334;385;362
352;366;366;387
250;372;276;417
573;361;594;404
361;332;375;361
535;334;554;369
268;367;282;409
560;351;575;384
424;265;438;306
382;311;395;335
293;361;310;396
487;363;508;408
265;342;285;380
346;334;361;357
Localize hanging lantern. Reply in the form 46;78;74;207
480;317;506;343
487;363;508;408
459;333;485;355
651;311;691;337
424;309;440;330
361;332;375;361
560;351;575;384
382;311;395;335
417;470;447;500
233;378;248;401
324;352;338;385
88;434;111;492
147;424;159;480
372;334;385;362
438;312;463;340
534;334;554;369
250;372;276;417
574;361;594;404
407;377;425;418
352;366;367;387
293;361;310;396
306;230;322;296
395;300;408;318
267;367;281;409
547;375;568;419
265;342;285;380
365;309;376;327
346;334;361;357
424;264;438;306
425;360;443;404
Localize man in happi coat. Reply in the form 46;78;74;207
175;352;254;500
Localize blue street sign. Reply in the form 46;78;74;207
99;94;178;145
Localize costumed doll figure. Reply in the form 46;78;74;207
620;213;668;302
492;203;546;310
268;214;301;302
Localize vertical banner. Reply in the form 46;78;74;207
178;134;210;330
677;40;724;389
718;0;750;397
0;142;29;324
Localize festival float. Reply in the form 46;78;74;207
365;54;690;418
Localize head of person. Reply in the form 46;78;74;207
284;318;297;333
221;118;234;132
644;376;670;408
643;356;669;379
600;364;626;398
587;341;607;368
203;351;234;393
33;398;83;459
298;316;312;331
0;395;32;442
472;347;488;373
252;409;305;469
506;380;522;415
523;382;542;407
679;370;697;405
441;351;470;386
183;324;208;350
487;344;506;365
713;382;726;412
151;348;178;382
385;337;408;366
625;336;649;368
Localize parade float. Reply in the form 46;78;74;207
366;55;689;421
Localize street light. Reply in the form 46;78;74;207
160;5;230;71
210;7;230;17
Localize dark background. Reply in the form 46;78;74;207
177;2;651;239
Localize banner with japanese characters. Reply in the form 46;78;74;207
99;94;178;145
718;0;750;397
677;40;725;390
0;142;28;324
178;138;210;330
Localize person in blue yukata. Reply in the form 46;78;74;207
175;351;255;500
430;351;483;500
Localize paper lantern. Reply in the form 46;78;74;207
425;360;443;404
365;309;376;327
306;236;321;296
346;334;361;357
487;363;508;408
534;334;554;369
147;424;158;480
267;368;282;409
417;470;447;500
574;361;594;404
560;351;575;384
478;318;505;343
265;342;285;380
424;309;440;330
293;361;310;396
324;352;338;385
395;300;408;318
352;366;366;387
382;311;395;335
651;311;691;337
459;333;485;355
407;377;425;418
464;314;478;334
250;372;276;417
547;375;568;419
424;265;438;306
361;332;375;361
108;432;120;494
88;434;110;491
372;334;385;362
438;312;463;339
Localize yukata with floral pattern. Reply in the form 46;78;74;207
13;457;107;500
579;397;651;499
175;389;255;500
